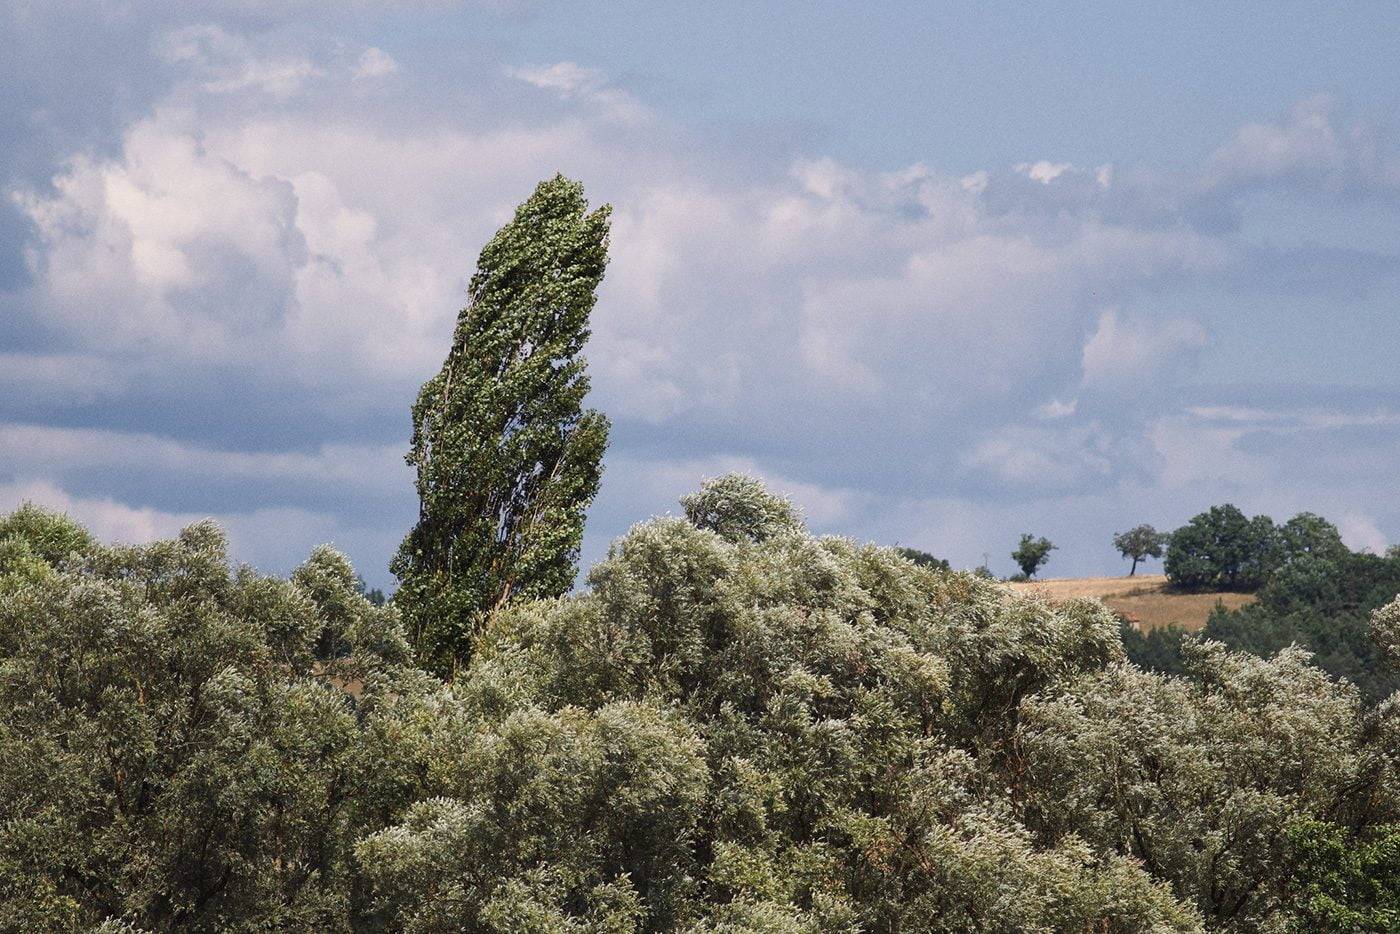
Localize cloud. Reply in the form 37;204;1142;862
354;47;399;79
16;112;307;353
965;423;1116;490
0;422;406;501
0;477;403;582
1080;308;1207;392
1207;94;1400;197
508;61;649;123
1339;513;1389;554
593;452;863;532
1015;160;1072;184
1038;398;1078;419
0;478;203;545
1146;416;1260;492
157;24;322;97
4;10;1399;583
0;354;129;402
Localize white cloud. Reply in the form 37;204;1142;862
1080;308;1207;391
508;61;648;123
960;170;989;194
1015;160;1072;184
0;422;407;497
597;453;863;530
7;18;1400;581
0;477;403;583
1146;416;1260;492
965;423;1115;489
510;60;600;95
1207;94;1400;195
795;217;1224;409
17;112;306;354
0;478;203;545
14;103;560;392
158;24;322;96
1038;398;1078;419
1339;513;1389;554
354;46;399;79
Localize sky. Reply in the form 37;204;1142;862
2;1;1399;586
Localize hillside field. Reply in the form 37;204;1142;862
1002;574;1255;631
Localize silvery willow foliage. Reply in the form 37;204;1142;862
0;509;414;931
4;485;1400;931
393;175;611;676
680;473;804;544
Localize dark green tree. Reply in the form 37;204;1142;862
1284;818;1400;931
895;546;951;571
1113;524;1167;576
392;175;611;676
1164;504;1279;591
1128;543;1400;704
1278;512;1348;564
1012;533;1056;578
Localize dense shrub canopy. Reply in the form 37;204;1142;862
5;485;1400;931
0;514;415;931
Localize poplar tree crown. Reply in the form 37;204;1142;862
392;175;611;674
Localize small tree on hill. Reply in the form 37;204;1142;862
392;175;611;676
1012;533;1056;579
1114;524;1167;576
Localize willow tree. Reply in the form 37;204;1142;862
392;175;611;675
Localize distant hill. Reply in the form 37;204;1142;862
1001;574;1255;631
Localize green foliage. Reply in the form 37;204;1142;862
1284;818;1400;932
1119;620;1191;677
1113;523;1167;575
1019;641;1387;929
1165;505;1280;592
392;175;611;676
355;575;387;607
680;474;804;544
7;493;1400;931
1010;533;1055;578
0;518;411;932
1278;512;1349;564
1127;548;1400;703
0;502;93;569
893;547;950;571
406;510;1194;932
1134;510;1400;701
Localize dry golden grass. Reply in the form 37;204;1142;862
1000;574;1255;632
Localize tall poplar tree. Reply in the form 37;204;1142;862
392;175;611;675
